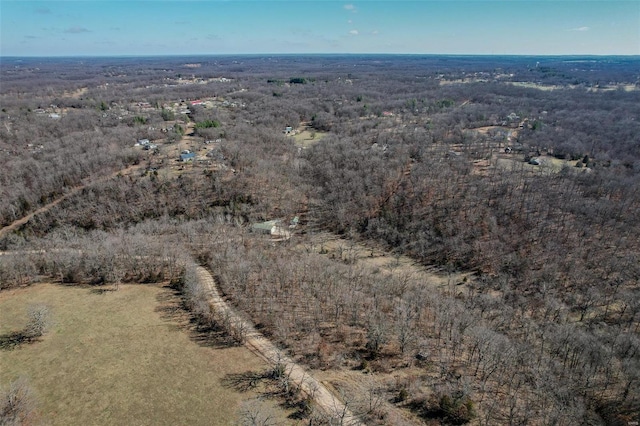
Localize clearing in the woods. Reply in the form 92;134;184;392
0;283;292;425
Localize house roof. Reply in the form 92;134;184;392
180;152;196;161
251;220;280;232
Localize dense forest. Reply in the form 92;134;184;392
1;55;639;425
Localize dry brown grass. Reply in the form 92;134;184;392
291;128;326;148
305;233;468;293
0;283;293;425
495;154;581;174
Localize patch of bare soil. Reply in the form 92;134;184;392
62;87;89;98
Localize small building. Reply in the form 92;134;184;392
271;225;291;240
180;152;196;162
190;100;204;106
251;219;291;240
251;220;280;234
284;126;293;134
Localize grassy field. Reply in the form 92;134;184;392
291;128;326;148
0;283;290;425
495;154;581;174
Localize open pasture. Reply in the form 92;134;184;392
0;283;290;425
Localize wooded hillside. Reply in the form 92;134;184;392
1;55;638;425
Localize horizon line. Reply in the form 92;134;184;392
3;53;640;59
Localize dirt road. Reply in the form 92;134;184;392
195;266;363;425
0;163;145;240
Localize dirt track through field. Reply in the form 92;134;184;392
0;164;145;239
0;121;204;240
0;122;200;241
195;266;363;425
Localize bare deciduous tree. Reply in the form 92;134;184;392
25;304;51;339
238;398;278;426
0;378;37;426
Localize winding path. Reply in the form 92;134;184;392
0;163;145;239
0;121;199;240
195;266;363;425
1;123;361;423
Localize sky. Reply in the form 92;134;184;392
1;1;639;56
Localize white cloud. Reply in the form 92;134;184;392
569;26;590;32
372;30;379;35
348;19;353;24
344;4;356;12
349;29;359;35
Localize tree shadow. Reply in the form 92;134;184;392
222;370;269;393
0;331;36;351
89;287;117;295
154;285;236;350
286;398;313;421
224;368;314;421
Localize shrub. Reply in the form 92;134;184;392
133;116;147;125
396;388;409;403
435;392;476;425
161;108;175;121
194;120;220;129
418;388;476;425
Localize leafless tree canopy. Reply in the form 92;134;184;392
1;55;639;424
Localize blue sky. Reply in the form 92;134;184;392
1;1;639;56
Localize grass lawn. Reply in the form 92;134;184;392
495;154;579;174
1;283;290;425
291;129;326;148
